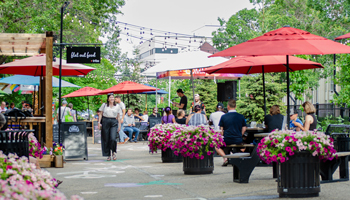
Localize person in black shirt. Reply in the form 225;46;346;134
172;89;187;112
149;107;161;118
264;105;284;132
175;109;186;124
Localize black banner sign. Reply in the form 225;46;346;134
66;47;100;63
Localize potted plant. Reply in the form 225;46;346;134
257;130;337;198
53;142;65;168
38;146;54;168
148;124;184;163
172;125;225;175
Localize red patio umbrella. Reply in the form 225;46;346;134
203;55;324;115
63;87;102;120
99;81;157;107
0;54;95;76
335;33;350;40
209;26;350;118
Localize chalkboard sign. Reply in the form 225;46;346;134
53;124;63;144
92;120;101;144
62;122;88;160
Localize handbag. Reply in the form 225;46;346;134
65;114;74;122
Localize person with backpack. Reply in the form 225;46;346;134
56;101;71;122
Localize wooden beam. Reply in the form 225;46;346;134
45;31;53;149
0;33;46;39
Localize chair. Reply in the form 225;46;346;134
135;122;149;141
149;117;162;129
0;130;32;157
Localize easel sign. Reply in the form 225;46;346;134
66;47;100;63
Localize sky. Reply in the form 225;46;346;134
114;0;254;56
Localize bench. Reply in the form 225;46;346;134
0;130;33;157
320;151;350;183
225;145;261;183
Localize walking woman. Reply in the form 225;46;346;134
98;93;121;161
161;106;175;124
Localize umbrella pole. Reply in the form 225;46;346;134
239;78;241;98
262;65;266;116
145;94;147;111
87;96;90;121
286;55;290;130
191;69;195;112
128;94;130;108
156;79;158;108
168;76;171;107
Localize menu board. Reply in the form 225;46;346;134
62;122;88;160
53;124;63;144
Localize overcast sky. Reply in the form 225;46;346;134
115;0;254;55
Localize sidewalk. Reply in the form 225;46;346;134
46;137;350;200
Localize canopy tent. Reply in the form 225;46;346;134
0;75;80;87
203;55;324;115
335;33;350;40
63;87;102;120
142;50;237;109
0;54;95;76
210;26;350;119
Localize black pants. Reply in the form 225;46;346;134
101;117;118;157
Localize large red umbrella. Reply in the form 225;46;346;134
203;55;324;115
209;26;350;118
63;87;102;120
99;81;157;95
63;86;102;98
335;33;350;40
99;81;157;107
0;54;95;76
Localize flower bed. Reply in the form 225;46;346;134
257;130;337;164
148;123;183;153
148;124;225;159
0;151;82;200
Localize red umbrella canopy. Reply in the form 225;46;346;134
210;27;350;57
0;54;95;76
62;86;102;98
203;55;323;74
335;32;350;40
99;81;157;95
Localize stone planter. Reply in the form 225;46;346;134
278;151;320;198
183;153;214;175
38;155;54;168
54;155;64;168
161;148;183;163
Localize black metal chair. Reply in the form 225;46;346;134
0;130;33;157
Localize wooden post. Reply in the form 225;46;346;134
45;31;53;148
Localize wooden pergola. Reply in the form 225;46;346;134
0;32;54;148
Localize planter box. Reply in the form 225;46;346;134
54;155;64;168
161;148;183;163
38;155;54;168
278;151;320;198
183;153;214;175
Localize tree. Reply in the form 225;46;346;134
333;52;350;105
237;74;286;123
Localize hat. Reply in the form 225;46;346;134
217;103;224;108
62;100;68;105
176;89;184;93
289;108;298;115
195;94;200;98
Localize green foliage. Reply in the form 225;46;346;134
236;74;286;123
334;52;350;105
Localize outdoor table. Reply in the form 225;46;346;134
245;127;267;144
254;133;270;138
7;116;45;142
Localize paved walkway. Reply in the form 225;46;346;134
46;137;350;200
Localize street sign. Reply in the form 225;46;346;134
66;47;100;63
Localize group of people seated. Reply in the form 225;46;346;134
0;101;33;115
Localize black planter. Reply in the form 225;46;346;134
278;151;320;198
183;153;214;175
161;148;183;163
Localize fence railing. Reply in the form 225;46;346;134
290;103;349;119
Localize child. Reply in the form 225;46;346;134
290;109;303;131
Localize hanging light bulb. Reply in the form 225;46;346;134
75;15;77;18
67;12;69;16
72;19;74;22
94;27;96;32
90;21;92;24
82;25;85;28
99;21;102;25
79;19;81;23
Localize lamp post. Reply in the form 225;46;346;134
58;1;70;143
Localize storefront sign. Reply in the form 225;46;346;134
66;47;100;63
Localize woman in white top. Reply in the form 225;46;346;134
98;93;121;161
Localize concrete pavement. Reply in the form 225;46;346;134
46;137;350;200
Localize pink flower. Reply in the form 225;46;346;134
207;151;212;156
280;157;286;163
